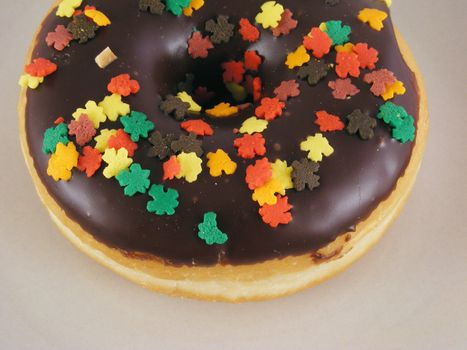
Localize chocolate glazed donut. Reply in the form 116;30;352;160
24;0;419;269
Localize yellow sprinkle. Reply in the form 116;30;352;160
382;80;406;101
99;94;130;122
47;142;79;181
84;9;111;26
285;45;310;69
335;43;354;53
56;0;83;18
177;91;202;113
102;148;133;179
252;179;285;206
384;0;392;7
300;133;334;162
239;117;269;134
72;101;106;129
18;74;44;89
183;0;205;16
94;129;117;153
319;22;327;32
176;152;203;183
226;83;247;102
357;8;388;31
255;1;285;29
206;102;239;118
206;149;237;177
271;159;293;190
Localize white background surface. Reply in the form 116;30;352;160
1;1;466;349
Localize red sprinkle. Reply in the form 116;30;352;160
353;43;379;70
107;129;138;157
54;117;65;125
25;58;57;77
255;97;285;121
244;50;262;72
239;18;260;42
335;52;361;79
163;155;181;181
188;31;214;59
107;74;140;97
233;133;266;159
314;110;345;132
245;158;272;190
180;119;214;136
77;146;102;178
222;61;245;83
328;78;360;100
259;195;293;228
274;80;300;101
303;28;332;59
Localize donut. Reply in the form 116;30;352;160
19;0;428;302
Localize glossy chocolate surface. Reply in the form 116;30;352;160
25;0;419;265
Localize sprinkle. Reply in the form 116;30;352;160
381;80;406;101
239;117;268;134
67;14;98;44
336;52;360;78
297;59;330;86
222;61;245;84
180;119;213;136
183;0;204;16
205;15;235;44
116;163;151;196
285;45;310;69
139;0;165;15
252;179;285;206
246;158;272;190
176;152;203;183
352;43;379;70
255;1;284;29
160;95;190;120
107;129;138;157
148;131;176;160
303;28;332;59
198;212;228;245
107;74;140;97
335;43;354;53
245;76;262;102
47;142;79;181
274;80;300;101
323;20;351;46
102;148;133;179
364;69;397;96
239;18;260;42
77;146;102;177
84;9;111;26
206;149;237;177
46;25;73;51
259;195;293;228
328;78;360;100
147;185;179;215
300;133;334;162
188;31;214;59
99;94;130;122
291;158;320;191
206;102;238;118
244;51;262;72
346;109;377;140
377;102;415;143
42;123;69;154
94;129;117;153
68;114;96;146
95;47;118;69
54;117;65;125
171;133;204;157
166;0;191;16
234;133;266;159
255;97;285;121
177;92;202;113
18;74;44;89
358;8;388;31
120;111;155;142
25;58;57;78
271;8;297;37
56;0;82;18
392;116;415;144
315;110;345;132
72;101;106;129
226;83;247;102
163;155;181;180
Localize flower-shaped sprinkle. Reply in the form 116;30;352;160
239;18;260;42
206;149;237;177
255;97;285;121
271;8;297;37
300;133;334;162
246;158;272;190
165;0;191;16
94;129;117;153
358;8;388;31
67;14;98;44
291;158;320;191
25;58;57;78
259;195;293;228
99;94;130;122
352;43;379;70
139;0;165;15
206;102;239;118
222;61;245;84
198;212;228;245
234;133;266;159
188;31;214;59
177;92;202;113
180;119;213;136
323;20;351;46
72;100;106;129
171;133;204;157
42;123;69;154
107;74;140;97
46;25;73;51
303;27;332;59
252;179;285;206
315;111;345;132
120;111;155;142
147;185;179;216
163;155;181;180
271;159;293;190
328;78;360;100
176;152;203;183
297;59;330;86
47;142;79;182
160;95;190;121
18;75;44;89
335;52;361;78
183;0;204;16
205;15;235;44
274;80;300;101
377;102;415;143
364;69;397;97
244;51;262;72
56;0;82;18
285;45;310;69
68;114;96;146
346;109;377;140
381;80;406;101
107;129;138;157
255;1;284;29
148;131;176;160
102;148;133;179
116;163;151;196
77;146;102;177
239;117;268;134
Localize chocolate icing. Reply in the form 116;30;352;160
24;0;419;266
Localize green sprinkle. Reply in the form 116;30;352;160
120;111;155;142
392;117;415;143
325;20;351;46
147;184;179;215
165;0;191;16
197;212;228;245
377;102;415;143
116;163;151;196
42;123;69;154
